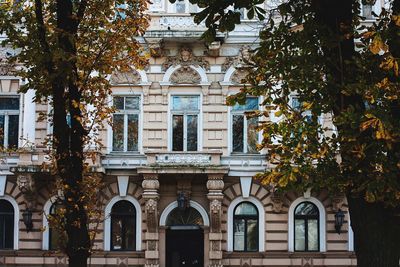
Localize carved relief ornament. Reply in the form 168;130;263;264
169;66;201;84
110;70;142;85
222;45;253;71
162;47;210;71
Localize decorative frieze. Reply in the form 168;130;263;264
156;153;212;165
162;47;210;71
110;70;141;85
169;66;201;84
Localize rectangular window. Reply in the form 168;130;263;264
0;97;19;149
171;95;199;151
231;97;258;154
112;96;140;152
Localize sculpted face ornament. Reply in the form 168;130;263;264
179;47;192;62
17;175;33;193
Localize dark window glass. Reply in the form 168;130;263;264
232;115;244;152
0;200;14;249
232;97;258;153
0;115;4;146
294;202;319;252
127;114;138;151
49;203;64;250
172;96;199;110
8;115;19;149
112;96;140;152
0;97;20;148
111;201;136;251
233;202;258;252
0;98;19;110
112;114;124;151
247;117;258;153
172;115;184;151
186;115;198;151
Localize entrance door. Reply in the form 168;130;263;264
166;228;204;267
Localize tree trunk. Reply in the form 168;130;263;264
347;195;400;267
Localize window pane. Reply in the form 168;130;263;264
233;219;245;251
125;97;140;110
127;114;138;151
235;202;257;216
247;117;258;153
187;115;197;151
0;115;4;146
112;114;124;151
124;216;136;250
172;96;199;110
113;97;124;110
246;219;258;251
111;217;123;250
291;97;301;111
308;219;319;251
172;115;184;151
295;202;319;216
0;98;19;110
0;200;14;249
245;98;258;110
50;228;61;250
232;115;244;152
8;115;19;148
295;219;306;251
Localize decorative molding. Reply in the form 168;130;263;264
270;193;284;213
117;176;129;197
159;200;210;227
331;194;345;212
169;66;201;84
156;153;212;165
230;69;248;84
222;45;252;71
110;70;141;85
0;49;17;76
239;177;252;198
162;47;210;71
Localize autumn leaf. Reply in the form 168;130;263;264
369;35;388;54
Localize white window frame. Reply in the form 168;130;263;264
288;197;326;252
0;95;20;148
227;196;265;252
0;195;19;250
229;96;260;154
361;0;382;20
104;195;142;251
168;94;202;152
42;196;58;250
159;200;210;227
110;95;142;153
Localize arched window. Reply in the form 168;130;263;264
294;202;319;251
0;199;14;249
166;207;204;226
111;200;136;251
233;202;258;252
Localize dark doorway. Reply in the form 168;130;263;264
166;228;204;267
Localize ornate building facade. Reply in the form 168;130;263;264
0;1;385;266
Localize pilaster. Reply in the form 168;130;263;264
142;173;160;267
207;173;225;267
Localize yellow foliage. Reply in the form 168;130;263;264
369;35;388;54
392;15;400;27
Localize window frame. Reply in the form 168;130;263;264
111;95;142;153
0;95;20;149
233;201;259;252
288;197;326;252
227;196;264;252
0;195;19;250
104;195;142;251
0;199;14;250
110;200;136;251
168;94;201;152
230;96;260;154
168;0;198;14
293;201;320;252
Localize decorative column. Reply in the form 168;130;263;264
142;174;160;267
207;174;225;267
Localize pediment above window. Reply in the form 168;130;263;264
111;70;141;85
169;66;201;84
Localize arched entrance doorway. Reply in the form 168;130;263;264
164;204;206;267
